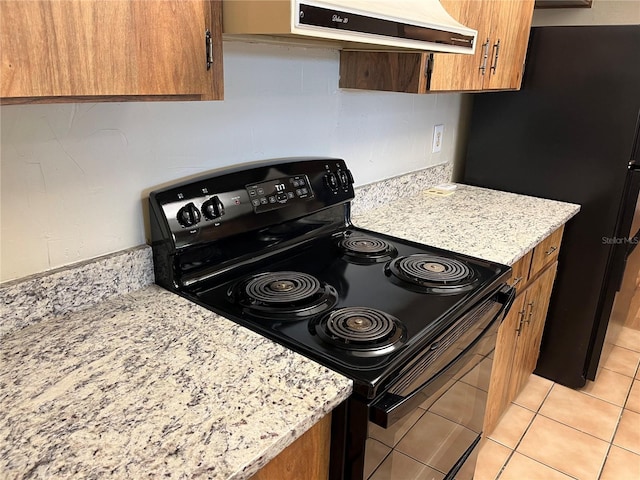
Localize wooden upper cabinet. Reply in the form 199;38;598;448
428;0;490;92
484;0;535;90
339;0;534;94
0;0;223;104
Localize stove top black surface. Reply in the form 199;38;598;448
148;157;511;399
190;228;509;396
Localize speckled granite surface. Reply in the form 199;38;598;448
351;162;452;218
0;285;352;480
353;184;580;266
0;246;154;339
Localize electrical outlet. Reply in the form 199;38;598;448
432;124;444;153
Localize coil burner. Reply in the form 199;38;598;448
313;307;406;356
231;271;338;320
339;235;398;264
385;254;478;294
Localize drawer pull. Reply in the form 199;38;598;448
545;246;558;256
511;276;523;287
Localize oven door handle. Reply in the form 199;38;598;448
370;285;515;429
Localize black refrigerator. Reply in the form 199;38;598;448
463;25;640;388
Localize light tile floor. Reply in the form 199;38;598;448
476;326;640;480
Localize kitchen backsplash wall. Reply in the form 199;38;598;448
0;41;465;282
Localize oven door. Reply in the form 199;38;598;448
363;285;515;480
370;285;514;428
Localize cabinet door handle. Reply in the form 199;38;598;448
523;301;535;325
479;38;490;75
545;246;558;256
206;29;213;71
490;39;501;74
515;309;526;336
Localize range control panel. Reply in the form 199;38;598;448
149;158;355;250
246;174;314;213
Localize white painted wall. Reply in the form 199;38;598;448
0;41;465;282
532;0;640;26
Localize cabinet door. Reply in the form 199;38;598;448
429;0;491;92
484;0;535;90
522;262;558;375
483;293;526;435
1;0;223;102
508;262;558;399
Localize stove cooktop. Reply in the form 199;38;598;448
191;227;509;396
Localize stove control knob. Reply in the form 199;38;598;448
177;202;201;228
324;172;339;191
346;169;354;184
337;169;350;188
202;196;225;220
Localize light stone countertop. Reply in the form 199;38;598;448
353;184;581;266
0;285;352;479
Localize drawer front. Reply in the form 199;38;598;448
530;226;564;279
508;250;533;294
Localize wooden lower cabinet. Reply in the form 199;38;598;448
507;262;558;401
484;293;526;435
251;414;331;480
484;260;559;435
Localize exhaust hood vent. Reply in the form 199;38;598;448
222;0;477;54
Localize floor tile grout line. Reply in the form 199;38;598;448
592;361;640;477
513;401;610;480
596;385;635;480
601;364;638;380
494;382;555;479
596;437;616;480
521;359;637;480
494;421;580;480
490;330;640;480
532;408;622;444
577;371;636;408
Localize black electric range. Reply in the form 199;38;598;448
149;157;514;480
